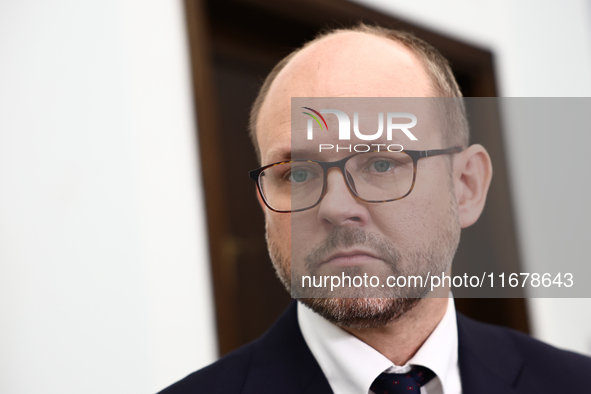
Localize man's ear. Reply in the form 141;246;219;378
453;144;493;228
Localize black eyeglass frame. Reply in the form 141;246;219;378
248;147;463;213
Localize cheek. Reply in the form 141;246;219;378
370;203;419;248
266;212;292;252
289;211;319;263
371;187;453;247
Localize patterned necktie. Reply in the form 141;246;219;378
370;366;436;393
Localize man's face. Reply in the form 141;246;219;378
256;32;461;328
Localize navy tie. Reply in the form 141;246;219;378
370;366;435;393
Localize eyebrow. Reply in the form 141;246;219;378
266;147;291;164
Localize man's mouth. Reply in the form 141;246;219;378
320;249;382;268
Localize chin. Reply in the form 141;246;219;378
299;297;422;329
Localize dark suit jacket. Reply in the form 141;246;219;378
159;301;591;393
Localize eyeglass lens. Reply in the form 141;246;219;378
258;151;414;212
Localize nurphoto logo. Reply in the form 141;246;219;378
302;107;418;152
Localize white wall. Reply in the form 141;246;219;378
0;1;217;393
353;0;591;354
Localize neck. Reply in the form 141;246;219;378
342;297;448;366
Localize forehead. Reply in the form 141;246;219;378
257;32;435;165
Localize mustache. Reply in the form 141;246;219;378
304;227;401;273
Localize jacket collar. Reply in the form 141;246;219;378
457;313;524;394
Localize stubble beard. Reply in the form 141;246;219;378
266;185;461;330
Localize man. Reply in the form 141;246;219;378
160;25;591;394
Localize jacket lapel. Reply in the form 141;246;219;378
457;313;524;394
242;301;333;394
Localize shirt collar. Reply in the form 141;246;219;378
297;297;460;394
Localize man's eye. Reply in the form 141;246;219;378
372;160;391;172
289;169;312;182
368;159;396;173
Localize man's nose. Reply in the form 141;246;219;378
317;168;370;228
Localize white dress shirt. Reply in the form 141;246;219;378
297;297;461;394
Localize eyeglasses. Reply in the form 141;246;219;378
248;147;462;213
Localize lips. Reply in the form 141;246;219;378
321;249;382;267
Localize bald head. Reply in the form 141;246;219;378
268;32;434;98
250;25;468;163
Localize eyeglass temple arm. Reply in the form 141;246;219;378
419;146;463;158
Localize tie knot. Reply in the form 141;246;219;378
370;366;435;394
